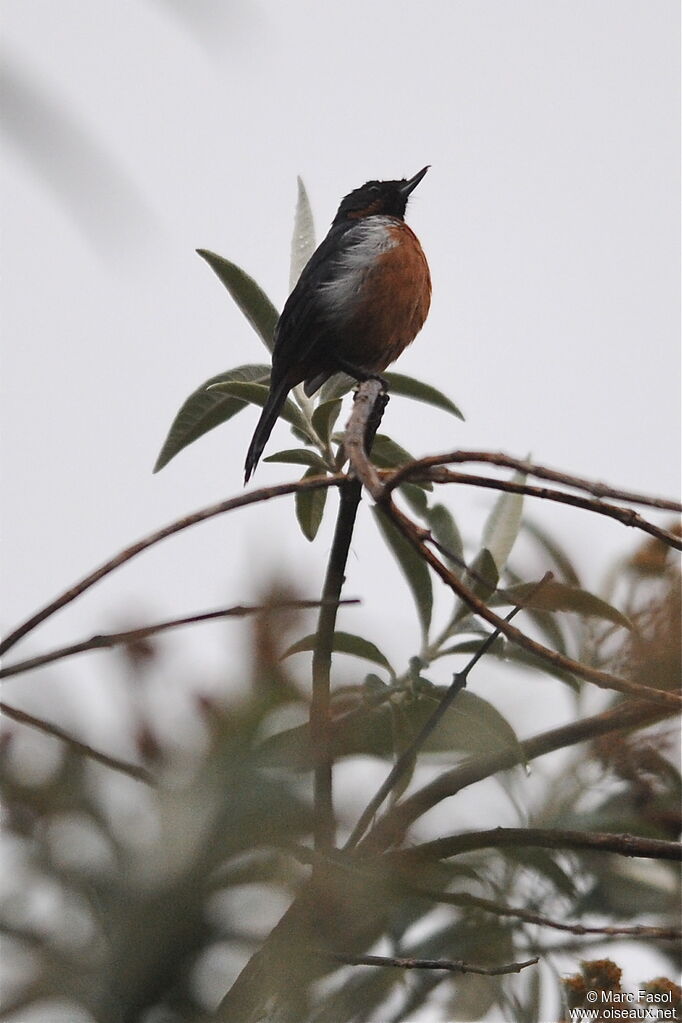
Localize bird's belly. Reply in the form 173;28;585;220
335;233;431;372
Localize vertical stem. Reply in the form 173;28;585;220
311;479;362;849
311;383;388;850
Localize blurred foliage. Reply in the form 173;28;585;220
2;523;679;1021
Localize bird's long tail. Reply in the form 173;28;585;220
244;374;294;484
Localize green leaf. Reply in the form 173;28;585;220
420;689;522;759
264;449;328;470
311;399;343;446
295;466;328;541
289;177;316;291
399;482;430;516
258;685;519;767
494;579;632;630
196;249;279;351
318;372;356;402
427;503;464;569
374;506;433;640
448;547;499;632
503;566;569;655
153;364;270;472
208;381;312;440
482;471;526;575
283;630;394;674
383;372;465;420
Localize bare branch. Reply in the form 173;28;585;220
326;951;539;977
0;701;153;784
0;474;343;659
386;450;682;513
399;826;682;864
0;598;359;682
408;468;681;550
380;500;681;709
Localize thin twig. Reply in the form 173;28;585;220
398;827;682;864
326;951;539;977
380;500;681;709
0;599;359;681
405;469;681;550
415;889;682;940
344;572;554;851
362;699;675;852
385;450;682;513
0;475;344;659
0;701;153;784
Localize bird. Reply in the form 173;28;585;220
244;167;432;483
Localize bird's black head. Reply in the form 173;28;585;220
332;166;429;226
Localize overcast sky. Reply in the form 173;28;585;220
2;0;679;747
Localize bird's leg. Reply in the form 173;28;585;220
332;355;388;392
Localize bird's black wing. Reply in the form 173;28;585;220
269;222;356;384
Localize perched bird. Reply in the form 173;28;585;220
244;167;432;482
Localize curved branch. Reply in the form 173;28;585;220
397;826;682;863
0;474;343;658
380;501;681;709
386;450;682;513
0;598;359;682
407;469;681;550
417;890;682;941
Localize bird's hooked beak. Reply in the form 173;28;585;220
399;165;430;197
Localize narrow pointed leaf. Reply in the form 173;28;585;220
374;506;432;639
423;689;522;758
311;399;343;446
259;687;520;767
318;372;356;402
283;630;394;674
383;372;465;420
427;503;464;569
153;364;270;472
448;547;499;632
482;471;526;574
399;482;430;515
289;177;316;291
295;466;328;541
495;579;632;630
264;449;328;470
208;381;312;439
196;249;279;351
